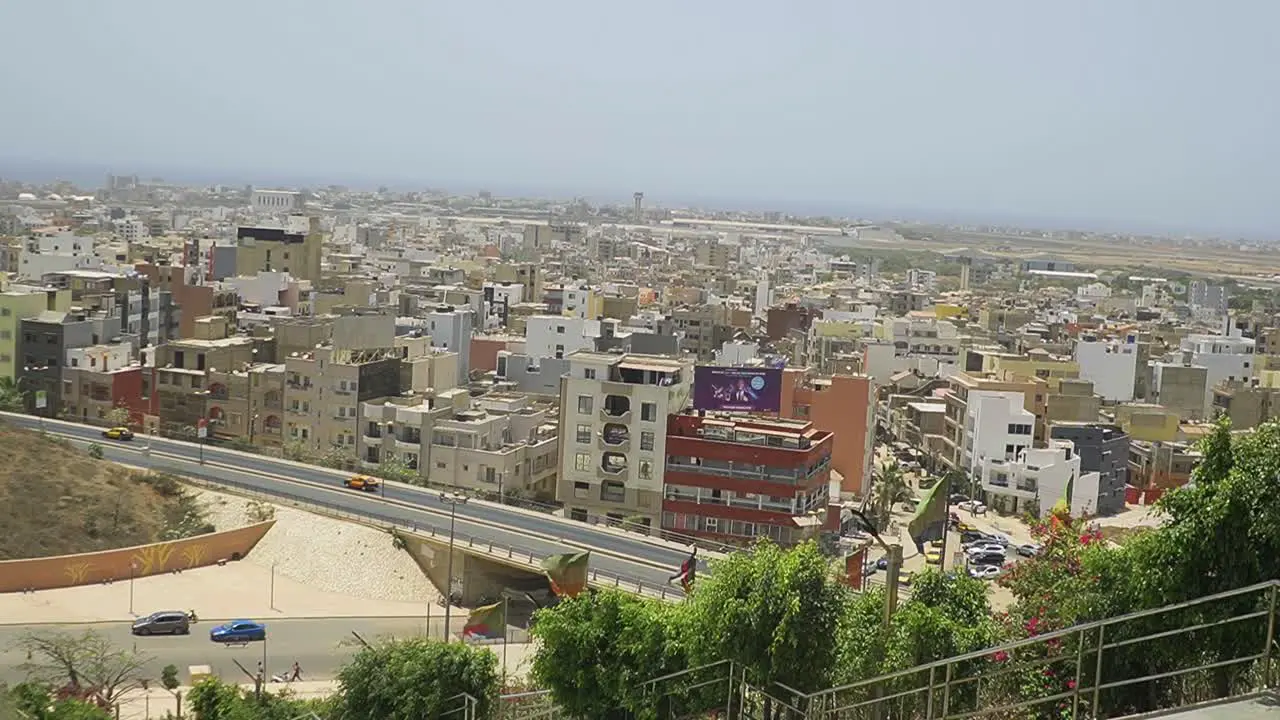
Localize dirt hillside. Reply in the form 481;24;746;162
0;423;210;561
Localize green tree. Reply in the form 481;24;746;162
319;446;355;471
3;683;112;720
530;589;687;719
186;677;331;720
0;377;26;412
682;541;848;694
375;453;418;485
336;638;499;720
103;406;132;428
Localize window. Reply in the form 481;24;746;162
584;368;596;379
640;431;655;451
576;424;591;444
575;452;590;471
556;325;565;334
638;460;653;481
578;395;593;414
641;402;657;422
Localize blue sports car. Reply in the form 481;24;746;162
209;620;267;643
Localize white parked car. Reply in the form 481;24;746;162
957;500;988;514
969;564;1002;580
966;543;1007;557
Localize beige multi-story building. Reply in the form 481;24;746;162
659;305;733;361
556;351;693;528
284;344;403;452
236;218;323;282
205;362;287;450
359;390;559;499
155;320;261;437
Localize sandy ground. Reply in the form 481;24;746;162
0;485;442;625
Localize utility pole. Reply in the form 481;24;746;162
439;492;468;640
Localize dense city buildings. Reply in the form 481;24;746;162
2;175;1272;546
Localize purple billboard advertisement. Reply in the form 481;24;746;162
693;366;783;412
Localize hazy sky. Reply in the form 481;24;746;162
2;1;1278;235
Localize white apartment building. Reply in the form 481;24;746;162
962;390;1036;480
115;219;150;243
562;286;596;319
557;351;693;528
978;440;1101;517
1179;334;1255;415
906;269;937;291
525;315;602;360
886;317;962;358
251;190;303;214
421;306;474;385
360;390;559;498
18;230;102;280
1075;334;1139;402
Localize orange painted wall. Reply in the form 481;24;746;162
779;371;874;496
470;337;511;373
0;521;275;593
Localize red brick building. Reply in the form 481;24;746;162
662;413;834;546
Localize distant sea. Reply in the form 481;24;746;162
0;156;1267;241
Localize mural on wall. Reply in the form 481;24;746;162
1;521;275;594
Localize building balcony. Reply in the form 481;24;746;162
599;422;630;450
982;480;1036;500
285;406;307;416
601;394;631;419
395;436;421;452
600;408;631;423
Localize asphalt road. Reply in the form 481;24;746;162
0;413;698;596
0;618;432;685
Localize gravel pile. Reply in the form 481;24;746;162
196;489;440;604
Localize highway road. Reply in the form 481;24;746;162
0;413;703;596
0;618;444;685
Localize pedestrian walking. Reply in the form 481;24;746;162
290;662;302;682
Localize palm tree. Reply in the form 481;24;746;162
871;459;915;531
0;377;27;413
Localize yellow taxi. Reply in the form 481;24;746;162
924;549;943;565
102;426;134;441
956;521;978;534
343;475;381;492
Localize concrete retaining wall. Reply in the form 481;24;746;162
0;521;275;593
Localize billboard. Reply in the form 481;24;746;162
693;366;783;412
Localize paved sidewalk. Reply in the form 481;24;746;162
0;562;430;625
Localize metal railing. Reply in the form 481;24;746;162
172;472;685;603
754;579;1280;720
490;582;1280;720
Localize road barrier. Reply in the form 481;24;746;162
173;472;686;603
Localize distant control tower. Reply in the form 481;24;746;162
633;192;644;222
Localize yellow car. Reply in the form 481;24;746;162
925;549;943;565
956;522;978;534
102;426;134;441
343;475;381;492
900;571;918;586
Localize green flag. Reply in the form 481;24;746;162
462;601;506;640
541;552;590;597
907;475;949;553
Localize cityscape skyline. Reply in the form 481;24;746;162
2;1;1278;238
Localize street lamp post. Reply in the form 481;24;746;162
439;492;468;640
129;561;138;615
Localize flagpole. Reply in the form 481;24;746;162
501;597;509;688
940;473;953;570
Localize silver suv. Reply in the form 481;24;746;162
131;611;191;636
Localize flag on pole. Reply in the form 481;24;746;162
907;475;949;554
541;552;590;598
461;601;506;640
669;548;698;592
